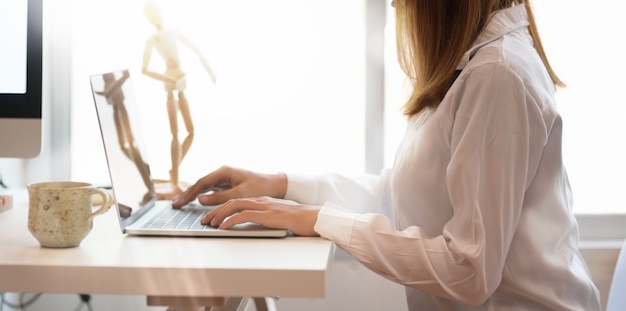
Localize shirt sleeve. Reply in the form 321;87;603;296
285;169;393;218
314;63;551;306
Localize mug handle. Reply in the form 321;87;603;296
88;188;114;221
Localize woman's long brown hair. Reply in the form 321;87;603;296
395;0;565;117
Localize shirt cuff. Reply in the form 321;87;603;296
314;202;359;249
284;174;320;204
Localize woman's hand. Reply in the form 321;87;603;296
201;196;321;237
172;165;287;208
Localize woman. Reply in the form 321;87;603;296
173;0;601;309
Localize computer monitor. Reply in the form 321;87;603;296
0;0;43;158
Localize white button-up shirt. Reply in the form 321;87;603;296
285;4;601;310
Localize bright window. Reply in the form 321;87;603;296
70;0;366;185
533;1;626;214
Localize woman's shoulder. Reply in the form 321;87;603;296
465;30;553;93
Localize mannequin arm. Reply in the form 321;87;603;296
178;32;216;83
141;40;178;83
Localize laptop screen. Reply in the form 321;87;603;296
90;70;157;226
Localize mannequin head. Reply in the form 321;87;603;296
144;1;163;29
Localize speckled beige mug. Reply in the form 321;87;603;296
27;181;114;248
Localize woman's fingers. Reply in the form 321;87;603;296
219;209;273;229
201;197;320;237
204;197;270;226
172;167;235;207
173;166;287;209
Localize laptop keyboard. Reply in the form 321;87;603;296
141;203;213;230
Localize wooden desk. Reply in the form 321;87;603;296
0;191;334;310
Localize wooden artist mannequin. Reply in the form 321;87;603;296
142;1;216;198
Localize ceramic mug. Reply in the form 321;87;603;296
27;181;114;248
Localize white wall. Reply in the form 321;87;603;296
0;159;24;189
276;249;408;311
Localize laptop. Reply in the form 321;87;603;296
89;69;288;238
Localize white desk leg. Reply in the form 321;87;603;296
208;297;248;311
147;296;229;311
253;297;277;311
147;296;274;311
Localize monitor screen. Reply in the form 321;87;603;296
0;0;43;158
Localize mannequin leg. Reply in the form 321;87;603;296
177;91;195;163
166;91;181;189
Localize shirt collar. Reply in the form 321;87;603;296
457;4;530;70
